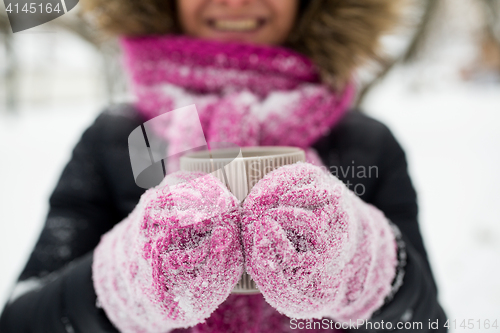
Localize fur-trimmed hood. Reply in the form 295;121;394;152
81;0;401;89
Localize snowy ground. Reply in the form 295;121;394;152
1;14;500;331
0;102;103;299
363;68;500;331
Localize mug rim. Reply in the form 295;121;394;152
180;146;304;161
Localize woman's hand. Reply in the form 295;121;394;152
92;171;243;333
241;162;398;322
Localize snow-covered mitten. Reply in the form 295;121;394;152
92;171;243;332
241;162;397;322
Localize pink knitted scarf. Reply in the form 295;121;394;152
121;35;355;172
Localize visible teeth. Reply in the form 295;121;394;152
214;19;258;31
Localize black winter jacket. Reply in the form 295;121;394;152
0;105;447;332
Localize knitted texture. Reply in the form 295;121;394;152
174;294;340;333
241;163;398;322
121;35;355;172
93;165;397;332
96;36;397;333
92;171;244;332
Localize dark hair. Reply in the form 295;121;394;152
81;0;402;89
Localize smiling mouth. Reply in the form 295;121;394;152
207;18;266;32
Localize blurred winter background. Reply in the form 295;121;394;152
1;0;499;331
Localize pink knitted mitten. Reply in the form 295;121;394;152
241;162;398;322
92;171;243;332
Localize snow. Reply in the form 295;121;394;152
0;103;102;303
362;64;500;331
1;11;500;331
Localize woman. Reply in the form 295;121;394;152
0;0;447;332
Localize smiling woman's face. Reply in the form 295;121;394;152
177;0;299;45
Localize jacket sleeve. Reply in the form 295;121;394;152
0;112;123;332
358;123;447;332
0;253;118;333
313;112;447;332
